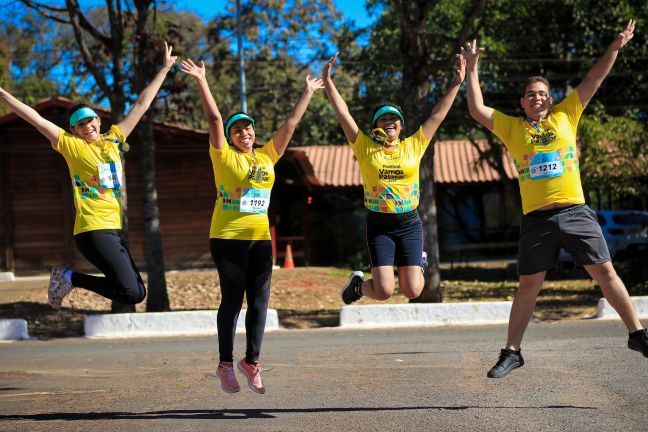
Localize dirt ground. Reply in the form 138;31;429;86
0;264;603;339
0;267;407;339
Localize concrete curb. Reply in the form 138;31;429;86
0;319;29;340
84;309;279;338
597;296;648;319
340;301;513;328
0;272;15;281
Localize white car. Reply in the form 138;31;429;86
559;209;648;263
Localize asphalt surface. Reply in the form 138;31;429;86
1;320;647;431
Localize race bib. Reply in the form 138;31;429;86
240;188;270;213
529;152;563;180
98;162;123;189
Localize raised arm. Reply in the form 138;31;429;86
421;54;466;140
322;53;359;143
180;58;226;150
117;41;177;138
0;86;60;146
273;75;324;155
461;39;495;130
577;19;635;107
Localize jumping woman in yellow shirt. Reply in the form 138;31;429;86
0;42;177;309
181;58;323;395
321;52;465;306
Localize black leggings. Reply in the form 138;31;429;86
210;238;273;364
72;229;146;304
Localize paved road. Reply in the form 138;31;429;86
1;320;647;431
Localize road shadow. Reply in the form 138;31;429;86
0;404;597;421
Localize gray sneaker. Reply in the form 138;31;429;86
341;271;364;305
48;267;74;310
487;348;524;378
628;329;648;357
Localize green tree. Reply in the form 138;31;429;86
579;106;648;207
198;0;355;146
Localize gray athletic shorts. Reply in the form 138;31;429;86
518;204;611;275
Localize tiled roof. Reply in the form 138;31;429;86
291;140;517;187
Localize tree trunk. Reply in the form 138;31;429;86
399;63;443;303
138;117;169;311
134;0;170;312
414;149;443;302
111;153;137;313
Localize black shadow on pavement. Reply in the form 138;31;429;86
0;405;597;421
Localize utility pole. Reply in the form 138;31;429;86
236;0;248;113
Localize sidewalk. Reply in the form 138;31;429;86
1;273;647;340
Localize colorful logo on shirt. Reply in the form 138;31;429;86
529;129;557;146
378;164;405;181
248;165;270;183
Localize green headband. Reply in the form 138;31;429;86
372;106;404;127
69;107;99;127
225;113;256;140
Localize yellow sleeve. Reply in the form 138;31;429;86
554;90;584;130
54;128;81;159
406;127;432;156
260;139;281;164
492;110;515;148
350;130;369;155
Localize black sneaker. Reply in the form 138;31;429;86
487;348;524;378
341;271;364;305
628;328;648;357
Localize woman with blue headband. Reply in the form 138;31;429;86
0;42;177;309
322;52;465;305
181;57;323;395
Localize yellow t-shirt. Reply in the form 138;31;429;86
492;90;585;215
351;127;431;213
209;141;282;240
54;125;125;234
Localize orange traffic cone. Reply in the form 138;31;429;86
283;244;295;269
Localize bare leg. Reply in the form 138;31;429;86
397;266;424;299
361;266;395;301
506;272;546;350
584;261;643;333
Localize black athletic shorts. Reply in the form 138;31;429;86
518;204;611;275
365;209;423;268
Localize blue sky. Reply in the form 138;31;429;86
173;0;376;28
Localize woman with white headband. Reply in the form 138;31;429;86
181;57;323;395
322;52;465;305
0;42;177;309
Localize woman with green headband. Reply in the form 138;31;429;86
322;52;465;306
181;57;323;395
0;41;177;309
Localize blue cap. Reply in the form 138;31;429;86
69;107;99;127
225;113;256;140
372;106;404;127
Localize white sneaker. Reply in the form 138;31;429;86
48;267;74;310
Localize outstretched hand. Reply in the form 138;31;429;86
305;74;324;93
322;52;339;80
610;19;635;51
163;41;178;70
460;39;485;70
453;53;466;85
180;58;206;81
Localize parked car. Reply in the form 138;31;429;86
559;209;648;263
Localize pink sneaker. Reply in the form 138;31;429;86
217;362;240;394
48;267;74;310
237;358;265;394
